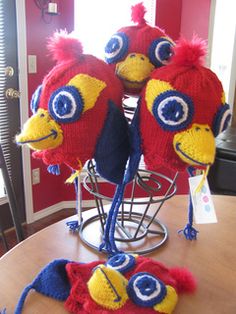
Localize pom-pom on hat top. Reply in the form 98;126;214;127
16;31;130;185
104;2;174;95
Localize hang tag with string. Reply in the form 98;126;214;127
189;174;217;224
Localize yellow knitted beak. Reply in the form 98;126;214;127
116;53;155;90
16;109;63;151
87;265;128;310
173;123;216;167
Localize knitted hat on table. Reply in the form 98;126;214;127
11;254;196;314
16;31;130;185
104;2;174;96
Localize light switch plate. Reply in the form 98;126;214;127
32;168;40;185
28;55;37;74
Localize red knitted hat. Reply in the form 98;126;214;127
139;36;231;172
104;2;174;96
65;253;196;313
16;31;130;184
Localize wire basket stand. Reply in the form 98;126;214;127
80;159;178;254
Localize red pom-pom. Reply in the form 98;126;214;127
47;30;83;63
171;35;207;67
170;267;197;294
131;2;147;25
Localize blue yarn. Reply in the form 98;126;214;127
149;37;173;67
178;167;199;240
127;272;167;307
106;253;136;274
30;84;42;114
95;100;130;185
99;184;124;255
152;90;194;131
14;259;70;314
66;220;79;231
105;32;129;64
212;103;231;136
47;164;60;175
66;176;81;231
99;102;142;255
48;86;84;123
15;285;33;314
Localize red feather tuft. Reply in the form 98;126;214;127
47;30;83;63
131;2;147;25
170;267;197;294
171;35;207;67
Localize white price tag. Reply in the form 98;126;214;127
189;175;217;224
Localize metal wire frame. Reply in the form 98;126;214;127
80;159;178;254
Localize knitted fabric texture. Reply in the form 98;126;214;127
104;2;174;95
15;31;130;185
64;254;196;314
14;259;71;314
139;36;231;172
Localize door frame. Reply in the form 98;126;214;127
16;0;34;223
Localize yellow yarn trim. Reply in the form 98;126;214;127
68;74;106;113
88;265;128;310
194;165;210;194
221;91;226;104
65;160;83;184
116;53;154;89
15;109;63;151
173;123;215;166
145;80;174;114
153;285;178;314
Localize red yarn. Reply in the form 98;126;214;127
131;2;147;25
171;35;207;67
47;30;83;63
170;267;197;294
64;256;196;313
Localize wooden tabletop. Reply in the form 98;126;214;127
0;195;236;313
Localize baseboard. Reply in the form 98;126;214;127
32;199;109;222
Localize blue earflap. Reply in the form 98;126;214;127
99;100;142;255
14;259;71;314
95;100;131;185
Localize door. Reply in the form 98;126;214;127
0;0;25;229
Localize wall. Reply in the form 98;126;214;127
25;0;75;212
156;0;182;40
180;0;211;40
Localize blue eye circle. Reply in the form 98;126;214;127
152;90;194;131
106;253;136;274
127;272;167;307
213;104;231;136
49;86;84;123
105;32;129;64
30;85;42;114
149;37;174;67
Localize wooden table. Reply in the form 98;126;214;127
0;195;236;313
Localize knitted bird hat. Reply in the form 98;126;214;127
16;31;130;185
140;36;231;172
11;253;196;314
104;2;174;96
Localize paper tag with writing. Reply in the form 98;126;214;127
189;175;217;224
